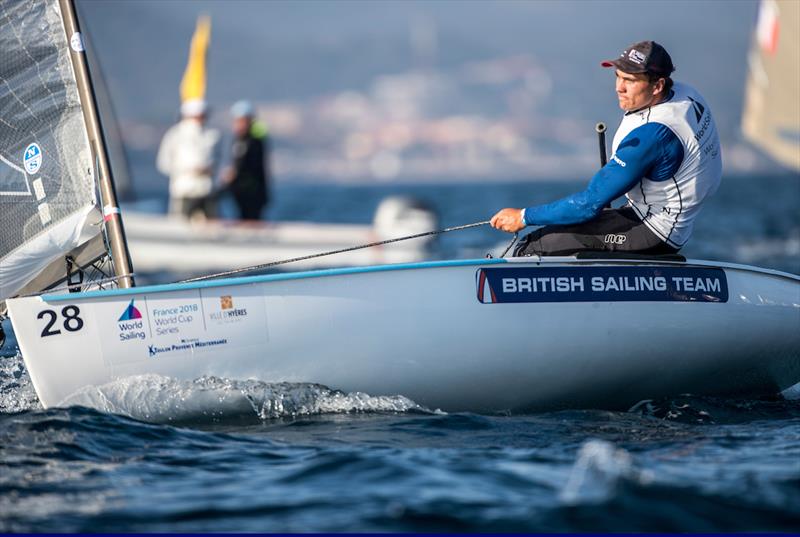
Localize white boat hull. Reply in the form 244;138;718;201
7;257;800;411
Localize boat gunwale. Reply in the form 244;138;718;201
34;256;800;302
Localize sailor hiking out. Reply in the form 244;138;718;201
491;40;722;256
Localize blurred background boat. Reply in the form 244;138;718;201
123;196;439;273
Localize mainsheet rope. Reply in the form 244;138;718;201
180;220;496;283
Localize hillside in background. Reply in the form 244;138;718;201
77;0;784;184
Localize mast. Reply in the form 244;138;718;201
58;0;135;288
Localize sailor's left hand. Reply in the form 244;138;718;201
490;208;526;233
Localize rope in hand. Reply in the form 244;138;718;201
180;220;493;283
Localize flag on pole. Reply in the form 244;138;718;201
180;15;211;103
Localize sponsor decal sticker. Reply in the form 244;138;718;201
23;143;42;174
117;299;146;341
628;49;646;64
476;266;728;304
209;295;249;323
149;300;204;337
70;32;85;52
201;287;269;344
119;299;142;321
148;337;228;357
37;202;51;225
32;178;46;200
604;234;627;245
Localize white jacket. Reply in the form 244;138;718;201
612;82;722;247
156;119;221;198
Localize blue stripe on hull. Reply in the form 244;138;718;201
44;258;508;302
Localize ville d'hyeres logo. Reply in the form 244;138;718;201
118;299;143;321
209;295;248;322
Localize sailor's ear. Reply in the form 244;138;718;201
652;77;666;95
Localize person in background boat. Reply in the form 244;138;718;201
221;100;271;221
156;98;221;220
490;41;722;256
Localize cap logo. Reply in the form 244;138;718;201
628;49;646;64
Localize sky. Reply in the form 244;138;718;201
78;0;758;130
73;0;778;183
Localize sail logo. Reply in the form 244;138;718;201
117;299;146;341
476;269;497;304
119;299;143;321
23;143;42;174
688;96;706;123
70;32;84;52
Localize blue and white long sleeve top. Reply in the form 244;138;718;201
523;123;683;225
522;82;722;248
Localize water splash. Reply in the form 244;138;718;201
559;439;652;505
781;382;800;401
60;374;428;424
0;352;41;414
628;393;800;424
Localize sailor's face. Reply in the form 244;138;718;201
615;70;660;112
232;117;250;137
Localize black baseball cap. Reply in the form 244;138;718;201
601;41;675;77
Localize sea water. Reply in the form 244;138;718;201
1;176;799;532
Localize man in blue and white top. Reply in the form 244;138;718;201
491;41;722;256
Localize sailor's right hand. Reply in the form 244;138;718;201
490;208;526;233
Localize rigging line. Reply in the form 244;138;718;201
15;272;135;298
180;220;491;283
499;233;518;258
0;153;26;175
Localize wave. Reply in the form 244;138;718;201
627;391;800;424
559;439;653;505
59;374;430;424
4;347;798;426
734;231;800;265
0;352;40;414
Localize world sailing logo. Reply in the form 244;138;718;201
118;299;143;321
117;299;146;342
23;143;42;174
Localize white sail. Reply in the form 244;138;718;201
742;0;800;171
0;0;100;301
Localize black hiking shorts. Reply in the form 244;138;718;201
514;206;679;257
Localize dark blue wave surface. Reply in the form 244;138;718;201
1;394;799;533
1;176;798;532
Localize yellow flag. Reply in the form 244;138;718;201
179;15;211;103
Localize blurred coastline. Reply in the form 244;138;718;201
77;0;791;185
